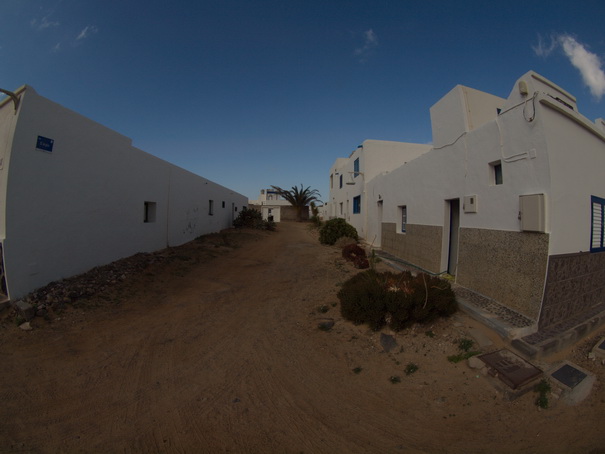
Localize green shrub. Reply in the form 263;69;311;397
447;339;480;363
309;215;322;229
338;270;457;331
458;338;474;352
233;208;275;230
405;363;419;375
337;270;388;330
263;219;276;231
319;218;359;245
534;379;551;409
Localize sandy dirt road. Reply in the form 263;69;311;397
1;222;604;453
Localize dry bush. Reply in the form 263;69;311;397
338;270;457;331
341;244;369;269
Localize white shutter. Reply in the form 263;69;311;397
592;200;604;250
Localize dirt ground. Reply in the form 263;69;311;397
1;221;604;453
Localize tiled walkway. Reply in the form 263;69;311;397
452;285;534;329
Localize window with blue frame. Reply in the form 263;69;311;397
354;158;360;176
353;196;361;214
591;195;605;252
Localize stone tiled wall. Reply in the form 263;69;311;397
381;223;442;273
456;228;549;320
539;251;605;329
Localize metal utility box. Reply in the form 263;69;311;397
463;195;478;213
519;194;546;232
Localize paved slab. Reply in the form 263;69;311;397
479;349;542;390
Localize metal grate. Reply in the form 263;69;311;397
479;349;542;390
551;364;587;389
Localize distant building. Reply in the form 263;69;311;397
328;71;605;344
0;85;248;300
249;189;292;222
249;189;309;221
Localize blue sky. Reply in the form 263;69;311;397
1;0;604;201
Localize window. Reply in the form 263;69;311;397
339;202;343;215
494;164;503;185
339;174;343;188
330;174;334;189
354;158;360;176
399;205;407;233
490;161;503;185
222;201;226;208
591;196;605;252
208;200;214;215
144;201;156;223
353;195;361;214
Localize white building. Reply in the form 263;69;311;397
248;189;292;222
329;71;605;339
327;139;432;243
0;85;248;300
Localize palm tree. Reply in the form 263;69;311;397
271;184;321;221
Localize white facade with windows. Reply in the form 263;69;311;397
327;140;431;243
328;71;605;334
0;86;248;300
248;189;292;222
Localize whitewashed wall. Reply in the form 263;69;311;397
539;99;605;255
328;140;430;240
368;71;605;258
430;85;505;149
0;86;247;299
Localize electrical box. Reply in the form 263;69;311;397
519;194;546;232
463;195;478;213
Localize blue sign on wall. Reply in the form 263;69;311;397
36;136;54;152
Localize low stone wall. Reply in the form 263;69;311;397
381;223;442;273
280;206;308;221
247;205;308;221
539;251;605;329
456;228;549;321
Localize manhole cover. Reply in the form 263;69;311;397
551;364;587;389
479;349;542;390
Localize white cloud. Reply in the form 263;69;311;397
354;29;378;62
558;35;605;100
532;33;605;101
77;25;98;41
531;34;557;58
31;16;60;30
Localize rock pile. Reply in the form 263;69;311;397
10;251;169;322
